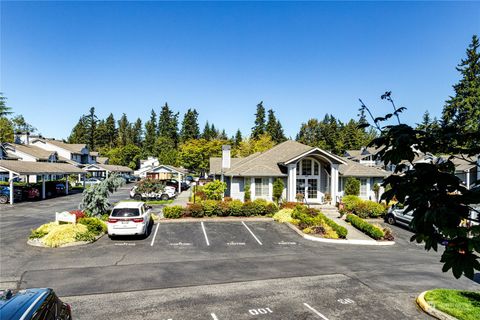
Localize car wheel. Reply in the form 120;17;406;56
160;194;169;201
386;215;396;225
134;194;142;201
0;195;8;204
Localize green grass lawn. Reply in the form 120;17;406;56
425;289;480;320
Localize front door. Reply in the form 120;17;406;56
296;177;320;202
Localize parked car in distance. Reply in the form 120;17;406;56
385;203;413;228
0;288;71;320
107;201;152;237
162;179;190;192
22;186;40;200
129;185;176;201
55;183;66;195
84;177;103;186
0;186;23;204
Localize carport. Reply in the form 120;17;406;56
83;163;133;179
144;165;188;192
0;160;86;205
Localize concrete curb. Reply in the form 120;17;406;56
416;291;458;320
159;217;274;223
27;233;105;248
285;222;395;246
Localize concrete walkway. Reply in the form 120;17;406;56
171;189;191;206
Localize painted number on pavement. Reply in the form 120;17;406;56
337;298;355;304
249;308;273;315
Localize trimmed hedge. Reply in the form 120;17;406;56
162;199;279;219
77;217;107;235
163;205;184;219
346;214;385;239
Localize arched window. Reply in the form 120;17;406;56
297;158;321;176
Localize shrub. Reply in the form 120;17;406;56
203;180;227;200
292;206;347;239
244;182;251;202
186;203;204;217
252;199;269;215
77;217;107;235
265;203;278;216
216;201;230;216
272;178;284;204
229;200;244;216
29;229;49;239
80;174;125;217
346;214;385;240
194;191;206;201
273;209;296;224
344;177;360;196
41;224;89;247
341;195;386;218
202;200;220;217
242;201;257;217
70;210;85;221
75;231;96;242
342;195;362;211
163;205;184;219
353;200;386;218
280;202;303;209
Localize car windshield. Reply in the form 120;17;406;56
111;208;140;217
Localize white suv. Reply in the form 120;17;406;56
107;201;152;237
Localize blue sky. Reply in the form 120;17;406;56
1;1;479;140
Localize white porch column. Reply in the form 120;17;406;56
9;171;14;205
83;174;86;188
106;170;109;179
366;178;371;200
287;164;296;202
330;164;339;205
65;177;69;195
178;174;182;193
42;175;46;199
466;169;470;189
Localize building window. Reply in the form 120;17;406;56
301;159;312;175
296;162;300;175
360;178;368;197
313;161;319;175
254;178;269;197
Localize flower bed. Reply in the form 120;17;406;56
28;211;107;248
163;199;279;219
274;205;347;239
346;214;393;240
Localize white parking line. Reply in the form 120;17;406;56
241;221;263;245
210;313;219;320
303;303;329;320
201;222;210;246
150;223;160;246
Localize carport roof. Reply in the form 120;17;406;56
0;160;85;175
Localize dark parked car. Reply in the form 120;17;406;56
22;186;40;200
162;179;189;192
0;288;72;320
0;186;23;204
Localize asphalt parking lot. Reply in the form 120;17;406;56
1;188;478;319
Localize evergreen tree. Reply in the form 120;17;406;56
202;121;212;140
0;118;14;143
85;107;98;150
416;110;440;133
153;136;178;165
117;113;130;147
158;103;179;146
11;115;36;134
95;119;108;149
104;113;117;148
68;116;89;145
442;35;480;149
266;109;286;144
131;118;143;146
251;101;266;139
219;129;228;140
0;93;12;117
234;129;243;147
143;109;158;155
180;108;200;142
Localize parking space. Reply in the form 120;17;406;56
147;221;305;251
65;274;427;320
